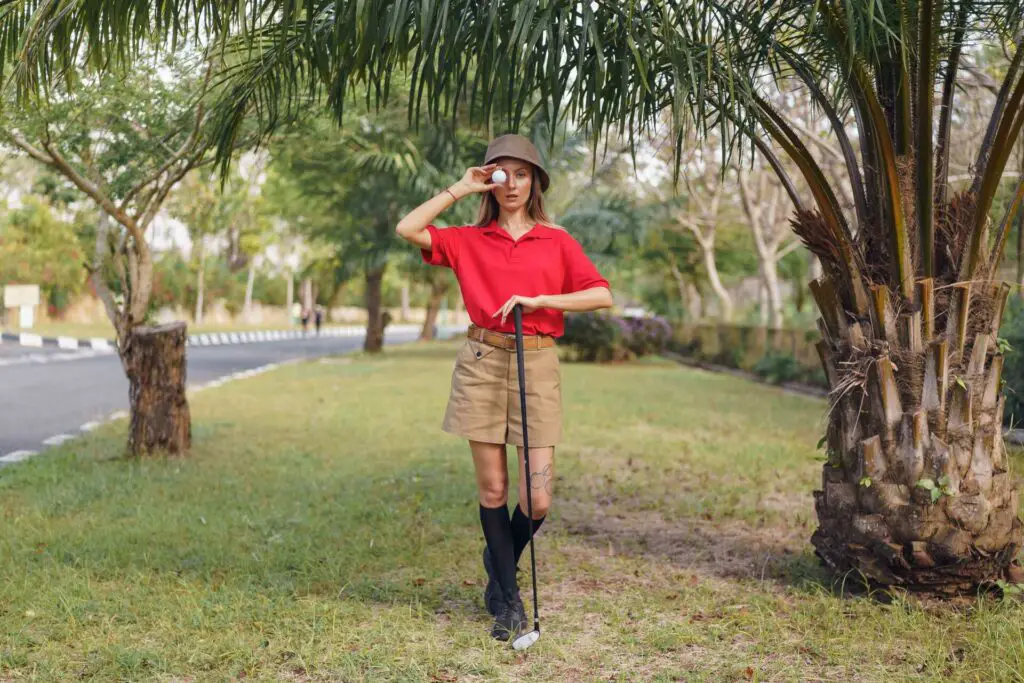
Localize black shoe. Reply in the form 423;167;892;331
482;546;502;617
490;589;527;641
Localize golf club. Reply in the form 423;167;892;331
512;303;541;651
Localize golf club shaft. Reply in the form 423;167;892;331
513;304;540;631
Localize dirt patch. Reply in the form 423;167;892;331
559;500;820;586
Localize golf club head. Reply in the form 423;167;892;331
512;630;540;650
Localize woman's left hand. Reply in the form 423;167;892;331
493;294;545;325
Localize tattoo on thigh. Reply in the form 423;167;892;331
529;463;554;496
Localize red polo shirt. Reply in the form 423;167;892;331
421;220;610;337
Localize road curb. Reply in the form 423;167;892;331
0;323;430;351
1;331;112;350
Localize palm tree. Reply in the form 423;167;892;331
8;0;1024;592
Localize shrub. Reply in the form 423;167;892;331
620;315;673;356
560;313;673;362
560;312;632;363
752;350;805;385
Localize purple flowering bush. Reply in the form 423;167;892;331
560;312;671;362
620;315;673;357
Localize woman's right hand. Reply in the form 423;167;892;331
452;163;500;198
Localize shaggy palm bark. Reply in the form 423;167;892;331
799;194;1022;593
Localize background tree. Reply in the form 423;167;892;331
0;51;250;456
0;195;87;316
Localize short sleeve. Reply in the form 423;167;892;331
421;225;461;270
561;235;610;293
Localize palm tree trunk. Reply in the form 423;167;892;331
803;203;1022;592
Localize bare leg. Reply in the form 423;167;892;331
516;446;554;519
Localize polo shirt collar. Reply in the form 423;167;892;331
481;220;553;242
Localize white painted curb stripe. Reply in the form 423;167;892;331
20;333;43;347
0;450;37;463
57;336;79;350
42;434;74;446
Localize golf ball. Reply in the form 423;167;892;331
491;169;507;185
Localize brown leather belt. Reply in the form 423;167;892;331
467;324;555;351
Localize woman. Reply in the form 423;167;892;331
395;134;613;641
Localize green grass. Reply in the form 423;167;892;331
3;344;1024;681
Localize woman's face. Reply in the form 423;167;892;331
491;158;534;211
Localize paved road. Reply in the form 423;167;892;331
0;329;424;458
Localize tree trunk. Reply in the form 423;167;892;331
301;277;313;313
420;281;450;340
700;239;733;321
244;258;256;320
123;322;191;456
761;258;784;330
195;246;205;326
685;282;704;321
667;258;691;319
758;282;769;327
401;283;411;322
286;272;294;316
364;266;386;353
454;293;465;324
803;207;1022;593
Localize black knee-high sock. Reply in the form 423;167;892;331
511;504;546;564
479;504;518;595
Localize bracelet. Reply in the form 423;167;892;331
445;186;459;201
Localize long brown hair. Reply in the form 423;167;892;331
474;165;552;227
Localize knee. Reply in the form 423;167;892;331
518;488;551;518
531;497;551;518
478;477;509;508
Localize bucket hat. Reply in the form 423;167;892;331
483;134;550;192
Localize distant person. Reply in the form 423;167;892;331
314;306;324;336
301;307;310;335
395;134;613;642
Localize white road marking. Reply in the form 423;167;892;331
80;421;102;432
42;434;74;446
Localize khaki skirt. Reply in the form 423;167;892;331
442;338;563;447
